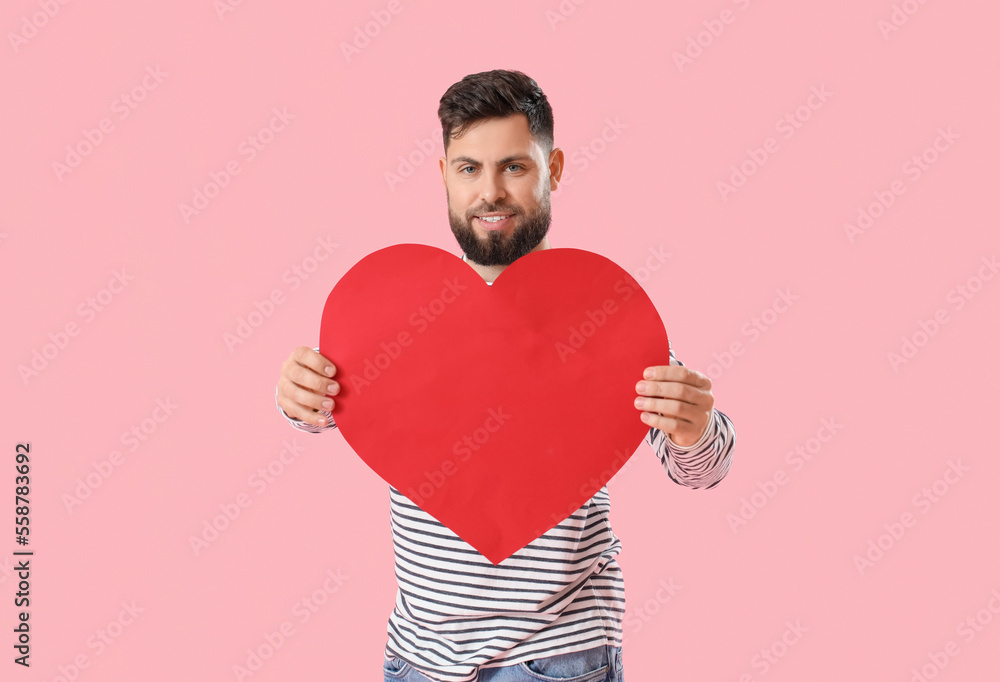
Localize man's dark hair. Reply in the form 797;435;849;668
438;69;554;156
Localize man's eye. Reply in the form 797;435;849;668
507;164;521;172
460;166;476;174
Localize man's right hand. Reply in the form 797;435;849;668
277;346;339;426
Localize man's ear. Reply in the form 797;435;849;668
548;147;565;190
439;156;447;187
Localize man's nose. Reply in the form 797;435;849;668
478;171;506;203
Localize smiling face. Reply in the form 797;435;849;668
440;114;563;266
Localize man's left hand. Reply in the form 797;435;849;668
634;365;714;448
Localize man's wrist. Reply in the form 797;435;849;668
667;410;715;451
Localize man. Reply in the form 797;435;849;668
276;69;736;682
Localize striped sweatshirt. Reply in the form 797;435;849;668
275;260;736;682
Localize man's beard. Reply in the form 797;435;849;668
448;191;551;266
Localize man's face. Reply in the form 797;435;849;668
439;114;563;266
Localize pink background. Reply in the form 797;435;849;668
3;1;998;680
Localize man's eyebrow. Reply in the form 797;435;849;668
450;154;533;167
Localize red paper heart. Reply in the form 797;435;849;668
319;244;669;564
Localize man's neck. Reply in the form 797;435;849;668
462;236;551;284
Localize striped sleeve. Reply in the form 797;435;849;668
645;344;736;489
274;347;339;434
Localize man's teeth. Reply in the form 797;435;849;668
479;216;508;222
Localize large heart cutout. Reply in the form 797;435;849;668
319;244;669;564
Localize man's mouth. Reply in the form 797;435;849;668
474;213;514;231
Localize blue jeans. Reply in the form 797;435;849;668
383;644;624;681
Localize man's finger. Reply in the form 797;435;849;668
297;346;337;377
643;364;711;389
313;354;337;378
